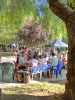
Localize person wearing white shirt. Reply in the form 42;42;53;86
50;53;58;75
41;58;47;65
50;53;58;67
30;55;38;68
18;52;27;69
41;52;48;65
38;54;48;66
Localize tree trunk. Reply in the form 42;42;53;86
64;20;75;100
47;0;75;100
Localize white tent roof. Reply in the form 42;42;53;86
45;39;68;47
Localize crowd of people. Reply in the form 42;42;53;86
14;46;67;71
14;47;47;70
13;46;68;82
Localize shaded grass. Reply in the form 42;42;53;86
49;79;66;85
0;52;15;57
2;80;66;100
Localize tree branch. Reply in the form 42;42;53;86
47;0;73;22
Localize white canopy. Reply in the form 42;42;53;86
45;39;68;47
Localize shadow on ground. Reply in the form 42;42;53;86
2;94;63;100
48;79;66;85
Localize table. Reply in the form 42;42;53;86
17;70;30;83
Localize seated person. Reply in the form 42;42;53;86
62;54;67;63
30;55;38;68
18;52;27;70
50;52;58;69
16;54;20;64
13;54;20;71
50;53;58;75
62;58;66;63
41;53;47;65
38;54;48;77
61;54;67;69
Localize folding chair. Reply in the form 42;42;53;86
31;65;42;80
51;62;64;78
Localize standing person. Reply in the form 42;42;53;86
56;48;62;63
16;54;20;64
38;55;43;66
17;47;22;54
42;49;47;58
24;47;29;58
13;54;20;75
34;52;39;60
47;49;51;60
47;50;53;63
28;49;32;60
31;47;36;59
21;47;24;52
14;49;18;56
